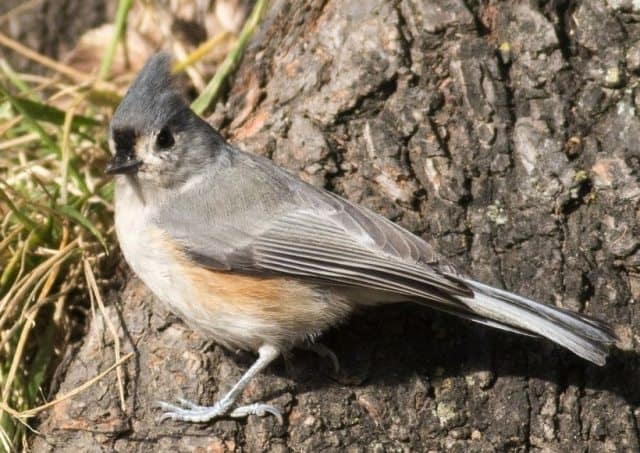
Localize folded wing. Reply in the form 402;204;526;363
155;151;616;365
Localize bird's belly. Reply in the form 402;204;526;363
117;221;353;351
116;221;190;319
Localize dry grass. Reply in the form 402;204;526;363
0;0;268;450
0;55;117;450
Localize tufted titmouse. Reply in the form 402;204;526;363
106;53;616;424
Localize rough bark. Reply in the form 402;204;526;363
31;0;640;451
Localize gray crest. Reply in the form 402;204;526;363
111;52;188;134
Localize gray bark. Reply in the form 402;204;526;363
30;0;640;451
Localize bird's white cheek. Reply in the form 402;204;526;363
135;136;155;163
142;151;165;168
135;138;164;177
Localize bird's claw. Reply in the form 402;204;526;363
155;398;282;424
230;403;283;424
156;398;226;423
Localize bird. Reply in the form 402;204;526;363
106;52;617;424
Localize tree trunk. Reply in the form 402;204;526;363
32;0;640;451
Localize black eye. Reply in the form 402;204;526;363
156;126;174;149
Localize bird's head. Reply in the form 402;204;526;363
107;53;223;189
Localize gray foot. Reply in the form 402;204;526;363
156;345;282;425
156;397;282;424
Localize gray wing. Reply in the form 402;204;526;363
248;194;473;304
155;150;471;307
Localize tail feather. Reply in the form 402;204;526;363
451;277;617;366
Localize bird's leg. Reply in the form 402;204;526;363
157;344;282;423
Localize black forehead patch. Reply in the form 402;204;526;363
112;127;137;153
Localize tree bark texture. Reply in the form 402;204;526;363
31;0;640;451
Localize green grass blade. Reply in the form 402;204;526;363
0;187;37;230
0;59;30;94
0;83;58;152
58;205;107;250
8;96;100;130
191;0;268;114
98;0;134;81
0;83;90;195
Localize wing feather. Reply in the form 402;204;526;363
155;150;471;306
251;211;470;304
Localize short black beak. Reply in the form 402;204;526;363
105;152;142;175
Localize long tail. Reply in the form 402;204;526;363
446;277;617;366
